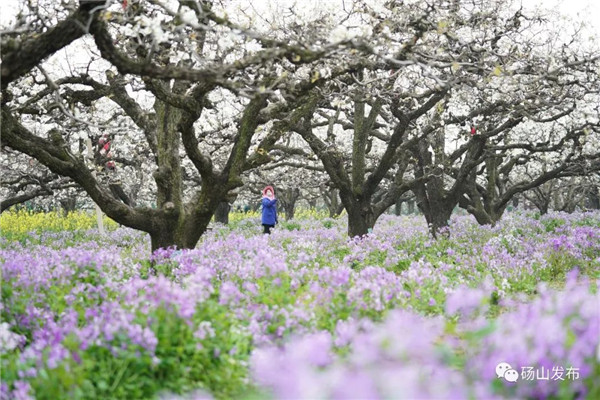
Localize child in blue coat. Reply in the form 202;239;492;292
261;186;278;234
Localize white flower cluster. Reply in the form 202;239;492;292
328;24;373;44
0;322;23;354
122;15;171;44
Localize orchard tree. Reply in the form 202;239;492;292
404;2;600;233
451;9;600;225
549;177;596;213
286;0;446;236
1;0;361;250
459;119;600;223
0;151;80;213
277;1;534;236
288;0;600;237
523;174;600;214
3;0;599;244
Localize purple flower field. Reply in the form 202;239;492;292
1;212;599;399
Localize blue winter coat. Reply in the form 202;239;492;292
261;198;278;225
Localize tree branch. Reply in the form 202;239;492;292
1;3;101;89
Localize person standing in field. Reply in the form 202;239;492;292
261;186;278;234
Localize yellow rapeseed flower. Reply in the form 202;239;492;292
0;210;117;238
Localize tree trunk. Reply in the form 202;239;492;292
284;202;296;220
322;187;344;217
533;199;550;215
59;196;77;216
126;167;145;208
530;188;551;215
588;186;600;209
472;210;494;225
345;197;375;237
280;187;300;220
413;162;457;238
109;183;132;206
459;172;508;227
148;198;217;251
461;196;495;226
214;201;230;224
150;224;182;251
407;199;415;214
394;198;403;216
430;210;453;236
419;199;453;238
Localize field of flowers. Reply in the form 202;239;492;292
1;210;599;399
0;210;118;241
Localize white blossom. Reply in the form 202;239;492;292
328;25;353;43
180;9;198;26
0;322;23;353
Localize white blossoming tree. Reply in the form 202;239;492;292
277;0;600;236
1;0;363;249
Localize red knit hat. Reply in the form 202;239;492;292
262;186;274;196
